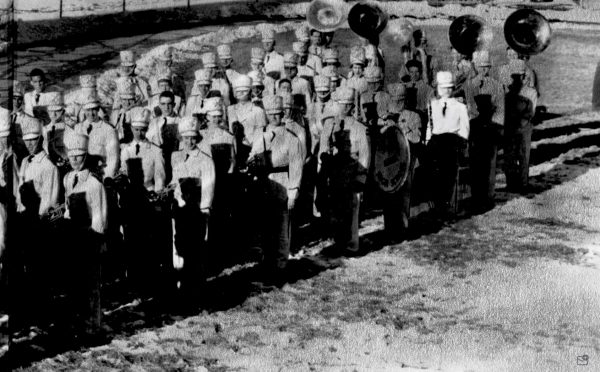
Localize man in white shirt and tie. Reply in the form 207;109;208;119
426;71;470;219
262;29;285;80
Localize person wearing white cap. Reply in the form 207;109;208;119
185;69;212;118
170;116;215;294
147;71;185;118
249;47;276;97
504;59;537;194
294;41;317;81
360;66;392;127
153;45;187;101
202;51;232;107
321;65;342;95
318;87;370;255
247;95;303;280
70;74;108;124
321;48;347;86
426;71;470;218
199;97;236;257
296;27;322;75
111;77;142;144
43;91;73;173
227;74;267;164
381;83;423;237
62;130;108;338
345;46;368;96
307;75;336;156
17;115;60;216
464;50;505;211
262;29;285;80
279;52;312;117
119;106;167;298
147;91;182;183
280;93;307;162
247;70;266;108
115;50;150;108
217;44;241;87
75;90;120;180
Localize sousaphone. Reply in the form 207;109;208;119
448;14;493;56
348;1;388;40
504;9;552;55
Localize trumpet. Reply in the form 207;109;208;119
42;202;68;224
149;182;186;208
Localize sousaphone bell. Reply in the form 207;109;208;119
307;0;349;33
504;9;552;56
448;14;493;56
348;1;388;40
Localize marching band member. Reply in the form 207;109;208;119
71;75;108;123
322;48;347;86
217;44;241;86
318;87;370;255
281;93;308;162
248;95;303;280
147;91;181;183
17;115;60;216
120;107;167;299
248;70;266;108
250;47;276;96
76;91;120;180
504;59;537;193
62;131;108;340
202;52;232;107
111;77;141;144
364;44;385;72
0;108;19;279
171;117;215;295
200;97;236;266
113;50;150;109
383;84;423;237
498;47;539;96
321;65;342;95
11;81;29;166
147;71;185;118
43;91;73;178
412;29;439;85
449;48;476;98
345;46;368;97
281;52;313;115
464;50;505;210
24;69;53;125
403;60;435;117
262;29;285;80
228;75;268;165
153;45;187;101
360;66;392;127
185;69;212;118
308;28;323;58
295;25;311;45
294;41;317;81
308;75;336;155
300;28;323;76
426;71;470;218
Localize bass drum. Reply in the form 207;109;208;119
373;125;411;193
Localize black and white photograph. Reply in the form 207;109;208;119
0;0;599;370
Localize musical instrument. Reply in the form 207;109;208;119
148;182;186;208
449;9;551;56
382;18;414;47
373;124;411;193
307;0;349;33
348;1;388;40
448;14;493;56
43;202;67;224
504;9;551;56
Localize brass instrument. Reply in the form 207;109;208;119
307;0;349;33
348;1;388;40
448;14;493;56
148;182;186;208
382;17;414;47
504;9;552;56
43;202;68;224
448;9;551;56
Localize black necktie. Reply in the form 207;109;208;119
87;123;93;135
135;143;140;156
442;102;447;117
72;174;79;189
185;153;189;162
35;93;40;105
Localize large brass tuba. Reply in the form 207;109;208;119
448;14;493;56
348;1;388;40
504;9;552;55
307;0;349;33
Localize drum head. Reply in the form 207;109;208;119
373;125;411;193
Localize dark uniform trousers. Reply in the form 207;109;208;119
469;120;502;207
173;200;207;295
505;123;532;191
427;133;464;213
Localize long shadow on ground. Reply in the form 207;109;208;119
3;151;600;370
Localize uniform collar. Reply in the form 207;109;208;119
130;139;149;148
29;151;47;164
72;169;90;182
185;146;201;158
